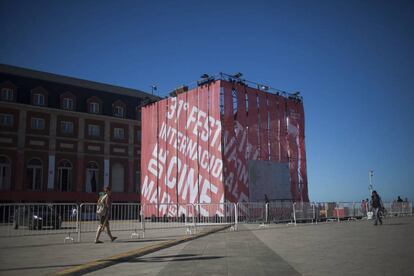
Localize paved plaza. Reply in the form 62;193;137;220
0;216;413;275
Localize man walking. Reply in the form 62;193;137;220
371;190;383;226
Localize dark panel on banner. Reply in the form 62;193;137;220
248;160;292;202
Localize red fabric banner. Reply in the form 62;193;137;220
298;102;309;202
268;94;279;162
176;92;189;210
208;82;224;205
182;88;200;206
141;102;160;211
222;81;238;202
258;91;269;160
286;98;301;201
247;87;260;162
277;95;288;163
234;83;249;202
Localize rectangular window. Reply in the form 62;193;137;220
33;93;45;106
61;121;74;134
1;88;14;101
136;130;141;142
114;127;125;139
88;124;100;137
90;102;99;114
114;106;124;117
62;98;73;110
0;114;13;126
31;118;45;129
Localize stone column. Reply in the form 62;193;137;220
128;122;135;193
76;117;85;192
47;113;56;190
15;109;27;191
104;120;110;187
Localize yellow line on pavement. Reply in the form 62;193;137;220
54;225;230;276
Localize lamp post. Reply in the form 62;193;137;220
150;85;157;96
368;170;374;194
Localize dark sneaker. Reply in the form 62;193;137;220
95;240;103;244
111;237;117;242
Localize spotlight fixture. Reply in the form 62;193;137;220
232;72;243;79
258;84;269;91
197;73;214;86
170;85;188;97
150;84;157;95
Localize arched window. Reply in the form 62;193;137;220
31;87;48;106
87;97;102;114
0;81;17;102
58;160;72;192
60;92;76;110
85;162;99;193
0;156;11;190
111;162;124;192
27;159;42;191
1;88;14;101
113;100;126;118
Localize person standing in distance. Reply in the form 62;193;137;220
371;190;383;226
95;186;117;243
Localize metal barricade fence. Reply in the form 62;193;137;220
383;202;413;217
0;203;78;241
140;203;194;231
335;202;361;220
354;201;369;218
293;202;315;224
194;203;236;225
236;202;267;224
78;203;142;241
314;202;339;222
268;201;294;223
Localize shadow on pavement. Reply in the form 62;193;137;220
118;238;172;243
379;223;408;226
131;254;224;263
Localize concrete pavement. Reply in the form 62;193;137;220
85;216;414;276
1;216;413;275
0;225;225;276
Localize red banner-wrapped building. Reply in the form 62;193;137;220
141;80;308;216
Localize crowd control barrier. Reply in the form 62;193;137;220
0;201;412;242
268;201;295;223
383;202;413;217
293;202;315;224
78;203;142;241
0;203;78;241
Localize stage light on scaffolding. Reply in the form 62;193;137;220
170;85;188;97
150;84;157;95
232;72;243;79
258;84;269;91
198;73;214;86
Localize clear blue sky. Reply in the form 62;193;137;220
1;0;413;202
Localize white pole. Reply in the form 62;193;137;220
368;170;373;194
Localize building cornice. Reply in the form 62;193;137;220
0;101;141;126
0;63;158;100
